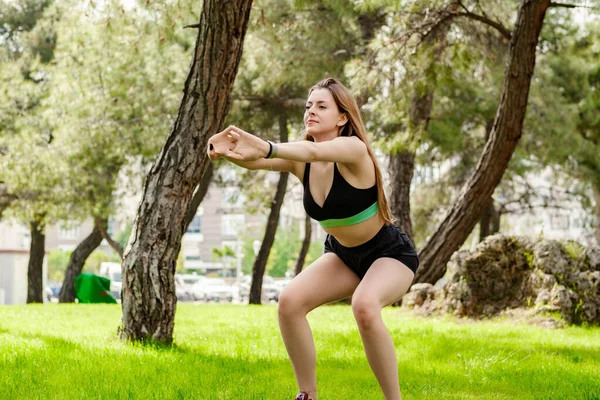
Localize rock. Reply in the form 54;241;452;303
532;240;574;278
403;234;600;326
403;283;435;307
535;289;551;306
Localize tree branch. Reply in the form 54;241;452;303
389;6;511;53
455;11;512;40
549;2;592;8
94;216;124;260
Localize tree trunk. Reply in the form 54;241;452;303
295;213;312;276
491;207;501;235
120;0;253;344
389;150;416;240
478;120;497;242
185;160;214;229
479;199;495;241
59;219;105;303
593;182;600;246
416;0;551;284
27;219;45;304
249;113;289;305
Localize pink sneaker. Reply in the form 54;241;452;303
294;392;314;400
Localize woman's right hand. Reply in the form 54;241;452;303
207;127;236;160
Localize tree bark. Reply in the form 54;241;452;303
478;120;496;242
593;182;600;246
491;207;501;235
389;150;417;240
120;0;253;344
27;218;45;303
249;113;289;305
294;213;312;276
479;199;495;241
416;0;551;284
58;218;105;303
185;160;214;229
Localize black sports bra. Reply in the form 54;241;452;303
302;163;378;228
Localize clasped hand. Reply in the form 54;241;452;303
207;126;268;161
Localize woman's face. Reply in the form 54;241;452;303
304;88;347;138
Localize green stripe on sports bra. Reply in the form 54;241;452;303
318;202;379;228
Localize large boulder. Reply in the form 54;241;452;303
402;234;600;326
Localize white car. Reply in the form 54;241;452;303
239;275;280;302
99;262;122;300
194;278;234;303
175;275;195;302
179;274;208;301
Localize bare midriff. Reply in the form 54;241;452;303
322;214;385;248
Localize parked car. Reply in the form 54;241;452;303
175;274;195;302
45;281;62;301
45;286;53;302
179;274;208;301
99;262;122;300
239;275;280;303
195;278;234;303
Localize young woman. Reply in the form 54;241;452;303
207;78;419;400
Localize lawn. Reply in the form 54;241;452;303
0;304;599;400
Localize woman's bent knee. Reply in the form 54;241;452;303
278;287;306;319
352;297;381;330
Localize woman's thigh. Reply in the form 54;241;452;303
353;258;415;308
280;252;360;313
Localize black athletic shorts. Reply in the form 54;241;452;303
324;224;419;279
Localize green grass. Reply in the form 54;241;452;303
1;304;599;400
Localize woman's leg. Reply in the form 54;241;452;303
351;258;415;400
278;253;360;400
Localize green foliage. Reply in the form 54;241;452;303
267;226;302;277
0;0;54;61
238;222;322;277
211;245;236;261
267;222;325;277
47;248;71;281
1;0;196;241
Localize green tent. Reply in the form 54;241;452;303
74;273;117;304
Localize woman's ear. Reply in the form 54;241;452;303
337;113;348;127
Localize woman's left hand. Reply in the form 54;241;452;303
224;126;270;161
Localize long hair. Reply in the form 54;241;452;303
303;77;394;225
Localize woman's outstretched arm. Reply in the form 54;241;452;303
224;126;368;165
207;126;302;177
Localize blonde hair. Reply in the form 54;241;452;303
303;77;394;225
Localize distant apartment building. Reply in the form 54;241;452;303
182;184;266;275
